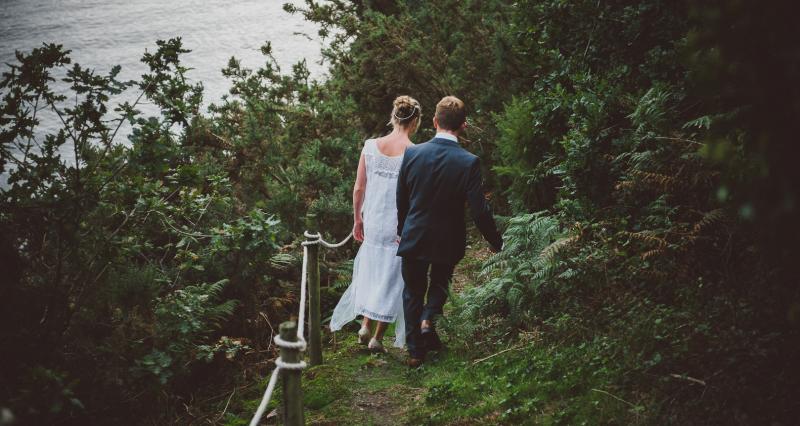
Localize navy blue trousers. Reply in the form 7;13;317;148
401;258;455;358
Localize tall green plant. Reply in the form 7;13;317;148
0;39;285;423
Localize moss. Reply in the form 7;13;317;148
304;364;351;410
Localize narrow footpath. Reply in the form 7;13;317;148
298;246;493;425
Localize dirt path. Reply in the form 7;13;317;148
301;339;422;425
301;242;492;425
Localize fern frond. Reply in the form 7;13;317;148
615;150;659;171
269;252;296;270
683;115;712;130
623;230;667;249
693;208;726;234
208;300;238;327
481;213;558;275
507;284;525;317
615;180;636;191
205;279;230;299
539;234;579;264
531;234;578;280
631;170;680;191
641;249;664;261
557;269;578;280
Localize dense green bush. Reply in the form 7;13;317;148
286;0;795;423
2;0;797;423
436;0;797;422
0;37;357;423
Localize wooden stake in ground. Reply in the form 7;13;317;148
306;213;323;366
280;321;304;426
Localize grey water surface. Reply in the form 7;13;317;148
0;0;325;185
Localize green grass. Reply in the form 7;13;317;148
296;318;637;425
406;337;642;425
220;330;642;426
295;332;638;425
226;241;645;425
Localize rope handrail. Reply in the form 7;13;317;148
249;230;352;426
302;230;353;248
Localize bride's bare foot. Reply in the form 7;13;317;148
368;337;386;353
358;321;371;345
358;327;370;345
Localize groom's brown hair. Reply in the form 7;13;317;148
435;96;466;131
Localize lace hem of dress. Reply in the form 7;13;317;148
356;305;396;322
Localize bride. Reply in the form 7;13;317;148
330;95;422;352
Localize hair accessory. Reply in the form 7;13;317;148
393;104;420;121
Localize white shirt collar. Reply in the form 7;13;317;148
435;132;458;142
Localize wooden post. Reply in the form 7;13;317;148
305;213;323;366
279;321;304;426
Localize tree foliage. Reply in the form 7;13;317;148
285;0;797;422
1;0;798;423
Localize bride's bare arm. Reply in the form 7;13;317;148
352;154;367;241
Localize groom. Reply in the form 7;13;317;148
396;96;503;367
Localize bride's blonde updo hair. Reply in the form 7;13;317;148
389;95;422;133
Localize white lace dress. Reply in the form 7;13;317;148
330;139;406;348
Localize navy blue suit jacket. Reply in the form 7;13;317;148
396;137;502;264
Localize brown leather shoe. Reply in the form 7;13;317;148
406;357;424;368
421;326;442;351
